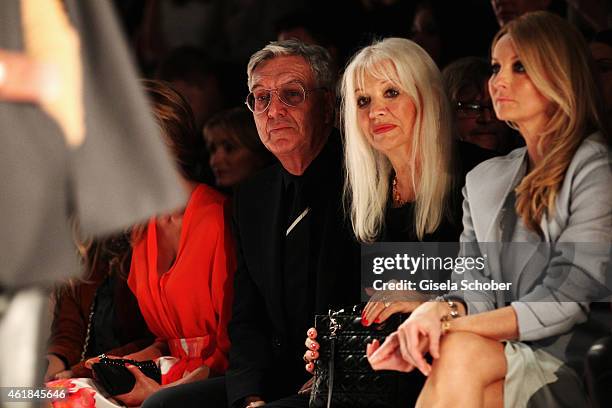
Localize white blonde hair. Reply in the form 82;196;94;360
341;37;454;242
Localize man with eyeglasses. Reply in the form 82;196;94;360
142;40;360;408
442;56;519;154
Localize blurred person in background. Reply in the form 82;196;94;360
590;30;612;120
443;56;521;154
203;106;274;190
410;0;498;68
44;233;153;382
155;47;227;132
490;0;552;27
1;2;184;403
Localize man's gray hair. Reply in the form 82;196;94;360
246;39;335;90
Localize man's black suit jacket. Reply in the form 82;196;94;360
226;134;361;406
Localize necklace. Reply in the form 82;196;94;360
392;175;407;207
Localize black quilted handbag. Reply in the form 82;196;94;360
92;355;161;396
309;306;424;408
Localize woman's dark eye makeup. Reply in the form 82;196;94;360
357;95;370;108
490;60;526;75
384;88;399;98
357;86;399;108
512;61;525;73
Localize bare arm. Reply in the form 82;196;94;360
369;300;517;376
445;305;519;341
161;365;210;388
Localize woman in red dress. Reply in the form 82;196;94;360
49;80;235;407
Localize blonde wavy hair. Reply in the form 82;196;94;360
494;12;610;233
341;37;454;242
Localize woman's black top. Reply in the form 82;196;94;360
381;142;496;242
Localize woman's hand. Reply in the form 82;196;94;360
115;363;161;406
44;354;67;382
298;377;314;395
367;301;445;376
0;49;58;104
303;327;319;373
366;335;415;373
393;301;445;376
84;354;121;369
52;370;73;380
361;288;425;326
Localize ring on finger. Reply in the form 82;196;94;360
384;301;392;308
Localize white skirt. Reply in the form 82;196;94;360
503;341;589;408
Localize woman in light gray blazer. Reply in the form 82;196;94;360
366;11;611;408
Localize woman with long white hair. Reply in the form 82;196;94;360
302;38;492;383
341;37;491;324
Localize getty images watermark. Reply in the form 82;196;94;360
361;242;612;303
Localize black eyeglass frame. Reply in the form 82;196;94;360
455;101;495;118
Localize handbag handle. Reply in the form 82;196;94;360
327;337;335;408
326;309;343;408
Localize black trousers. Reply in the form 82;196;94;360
142;376;309;408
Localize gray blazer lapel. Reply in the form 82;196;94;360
466;148;527;243
486;150;527;242
466;149;527;287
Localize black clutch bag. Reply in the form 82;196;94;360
309;306;424;408
92;355;161;396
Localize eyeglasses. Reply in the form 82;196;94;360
456;101;494;118
245;82;325;114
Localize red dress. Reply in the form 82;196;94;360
48;185;235;407
128;184;235;383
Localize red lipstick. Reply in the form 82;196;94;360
372;124;397;134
